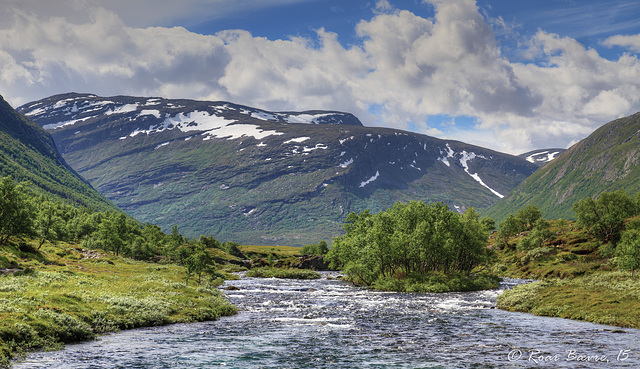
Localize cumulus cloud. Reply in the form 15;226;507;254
1;0;640;154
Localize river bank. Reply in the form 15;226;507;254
0;241;237;368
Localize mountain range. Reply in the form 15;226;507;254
0;94;116;211
20;93;538;245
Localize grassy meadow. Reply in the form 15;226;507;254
0;239;237;368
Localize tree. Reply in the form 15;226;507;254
572;190;639;244
34;199;63;248
326;201;490;286
616;229;640;275
301;240;329;255
0;176;35;244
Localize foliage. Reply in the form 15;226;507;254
0;176;35;244
326;201;491;288
300;240;329;256
516;219;555;252
497;205;543;248
572;190;639;244
616;229;640;275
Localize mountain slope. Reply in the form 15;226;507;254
486;112;640;222
0;94;117;211
20;93;537;245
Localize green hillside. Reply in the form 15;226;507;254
0;95;117;211
486;112;640;222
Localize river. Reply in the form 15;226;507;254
14;273;640;368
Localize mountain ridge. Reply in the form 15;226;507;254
485;112;640;222
21;93;538;245
0;94;117;211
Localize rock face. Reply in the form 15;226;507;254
487;112;640;222
21;93;537;245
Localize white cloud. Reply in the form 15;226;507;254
1;0;640;154
602;34;640;52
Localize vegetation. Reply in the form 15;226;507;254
326;201;496;292
0;240;237;368
494;190;640;329
300;241;329;256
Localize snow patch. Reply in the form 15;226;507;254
359;171;380;188
458;151;504;198
438;144;455;167
339;158;354;168
155;142;170;150
138;109;161;118
284;137;310;144
105;103;138;115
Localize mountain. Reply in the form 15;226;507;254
518;149;566;167
486;112;640;222
20;93;538;245
0;94;117;211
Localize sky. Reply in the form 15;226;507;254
2;0;640;154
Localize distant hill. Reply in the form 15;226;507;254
21;93;538;245
518;149;566;167
486;112;640;222
0;94;117;211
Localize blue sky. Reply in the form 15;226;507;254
2;0;640;153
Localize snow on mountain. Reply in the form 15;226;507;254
20;93;538;245
519;149;566;167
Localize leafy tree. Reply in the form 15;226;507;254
34;199;63;248
616;229;640;275
572;190;639;244
326;201;490;286
0;176;35;244
301;240;329;255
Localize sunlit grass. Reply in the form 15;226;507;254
0;240;237;368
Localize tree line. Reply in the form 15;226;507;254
0;176;240;284
496;189;640;275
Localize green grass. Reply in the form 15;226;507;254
498;273;640;328
0;240;237;368
488;218;640;329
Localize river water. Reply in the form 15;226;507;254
14;273;640;368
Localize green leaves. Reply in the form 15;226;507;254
572;190;639;244
327;201;491;287
0;176;35;244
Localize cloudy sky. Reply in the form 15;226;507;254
2;0;640;154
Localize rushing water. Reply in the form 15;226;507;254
15;273;640;369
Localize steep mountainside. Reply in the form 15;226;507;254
487;112;640;222
0;94;117;211
518;149;566;167
21;93;537;245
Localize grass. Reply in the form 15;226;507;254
498;273;640;328
488;219;640;329
0;239;237;368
